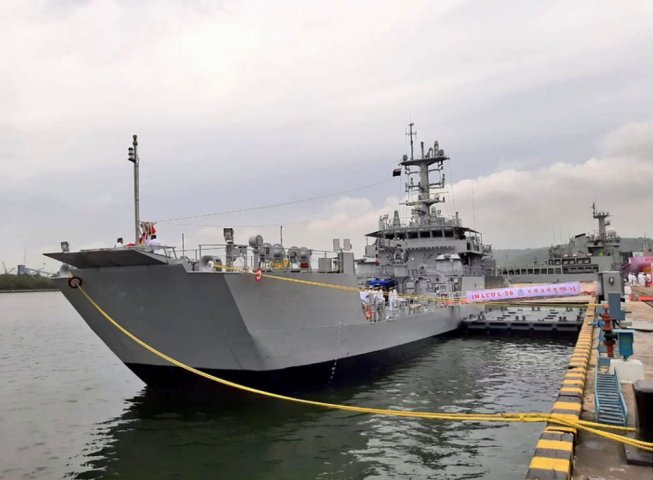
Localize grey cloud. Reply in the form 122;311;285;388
2;1;653;269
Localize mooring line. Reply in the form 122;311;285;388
71;284;652;452
208;264;596;308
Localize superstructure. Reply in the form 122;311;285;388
357;124;498;294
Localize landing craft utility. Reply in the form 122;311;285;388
46;127;494;389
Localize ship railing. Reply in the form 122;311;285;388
377;214;464;230
121;244;179;259
156;245;178;259
172;244;342;272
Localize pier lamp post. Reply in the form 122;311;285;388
127;135;140;244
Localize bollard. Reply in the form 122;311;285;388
634;380;653;442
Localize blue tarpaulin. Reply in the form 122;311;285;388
367;278;396;289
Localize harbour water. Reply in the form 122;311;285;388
1;292;574;479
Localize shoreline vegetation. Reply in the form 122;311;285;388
0;274;56;291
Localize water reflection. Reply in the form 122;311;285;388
68;337;573;480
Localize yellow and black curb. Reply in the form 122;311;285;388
526;430;575;480
525;303;595;480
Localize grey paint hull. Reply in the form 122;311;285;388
506;273;597;283
53;261;481;380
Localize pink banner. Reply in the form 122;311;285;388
626;256;653;274
466;282;582;302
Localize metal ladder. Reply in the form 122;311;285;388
595;365;628;426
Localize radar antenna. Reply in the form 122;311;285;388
405;123;416;161
400;124;450;224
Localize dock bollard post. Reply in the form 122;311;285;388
633;380;653;442
625;379;653;465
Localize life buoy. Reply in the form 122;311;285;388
364;303;372;320
255;269;263;282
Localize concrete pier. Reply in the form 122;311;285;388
524;293;653;479
572;296;653;479
525;306;594;480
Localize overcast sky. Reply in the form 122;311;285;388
2;1;653;272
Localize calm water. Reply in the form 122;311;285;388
0;292;574;479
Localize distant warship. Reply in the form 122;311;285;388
46;128;489;389
500;204;631;283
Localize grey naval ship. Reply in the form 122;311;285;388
46;127;491;390
499;204;632;284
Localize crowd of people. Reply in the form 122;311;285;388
359;287;400;322
112;234;161;249
627;271;651;287
113;222;162;250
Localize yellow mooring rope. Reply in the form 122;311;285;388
74;284;653;452
213;264;598;308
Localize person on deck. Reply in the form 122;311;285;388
359;287;369;304
114;237;124;248
389;288;398;311
147;234;162;249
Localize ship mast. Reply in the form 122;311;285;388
400;125;449;225
592;202;610;239
128;135;140;244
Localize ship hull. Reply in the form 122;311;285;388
124;330;458;392
50;252;481;389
